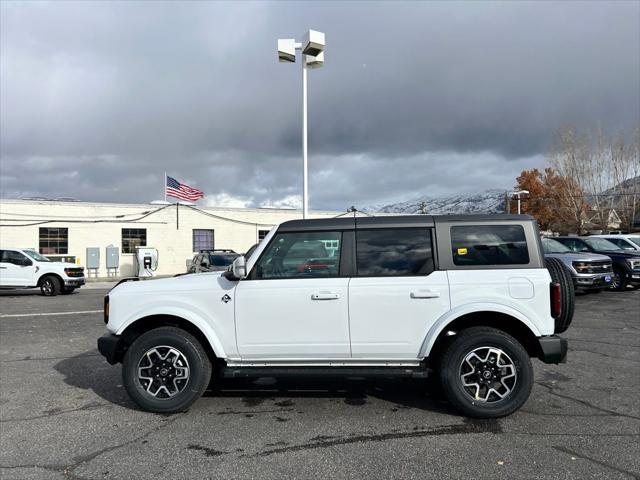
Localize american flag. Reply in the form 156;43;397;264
165;175;204;202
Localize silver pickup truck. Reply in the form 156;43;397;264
541;238;612;292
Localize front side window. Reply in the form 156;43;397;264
356;228;434;276
451;225;529;266
122;229;147;254
0;250;31;266
193;229;214;252
254;231;341;279
39;227;68;254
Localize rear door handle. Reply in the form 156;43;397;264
410;290;440;299
311;292;340;300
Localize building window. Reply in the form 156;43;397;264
258;229;270;241
122;228;147;254
193;229;214;252
39;228;68;255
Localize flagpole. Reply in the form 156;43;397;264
164;171;167;203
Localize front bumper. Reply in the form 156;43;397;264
537;335;568;364
97;333;121;365
573;273;612;288
64;277;86;288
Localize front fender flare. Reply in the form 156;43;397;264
419;303;542;358
116;305;227;359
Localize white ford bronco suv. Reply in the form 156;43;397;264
0;248;85;295
98;215;573;418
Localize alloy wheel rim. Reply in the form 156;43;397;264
137;346;190;399
611;272;621;289
42;280;52;294
459;346;517;403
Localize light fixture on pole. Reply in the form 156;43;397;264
277;30;325;219
511;190;530;215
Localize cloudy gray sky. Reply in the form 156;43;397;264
1;1;638;211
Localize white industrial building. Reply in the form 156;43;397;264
0;199;338;277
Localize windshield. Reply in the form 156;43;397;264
23;250;51;262
208;254;236;267
627;236;640;248
542;238;570;253
583;237;622;251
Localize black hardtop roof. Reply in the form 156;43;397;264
278;214;534;232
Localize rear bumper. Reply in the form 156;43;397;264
537;335;568;364
97;333;121;365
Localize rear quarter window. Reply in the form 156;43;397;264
451;225;529;266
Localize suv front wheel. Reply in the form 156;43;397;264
439;327;533;418
123;326;212;413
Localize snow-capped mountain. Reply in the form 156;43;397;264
364;189;507;214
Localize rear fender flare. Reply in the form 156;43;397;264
419;303;542;358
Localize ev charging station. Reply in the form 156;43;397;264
135;247;159;278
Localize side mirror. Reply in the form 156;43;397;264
200;261;208;267
231;256;247;279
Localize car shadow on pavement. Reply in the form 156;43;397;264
54;349;137;410
55;350;458;415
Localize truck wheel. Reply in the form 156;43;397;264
545;257;575;333
39;275;61;296
122;326;212;413
610;266;627;291
439;327;533;418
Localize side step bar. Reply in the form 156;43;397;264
220;366;430;379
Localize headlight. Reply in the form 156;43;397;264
572;262;591;273
627;259;640;269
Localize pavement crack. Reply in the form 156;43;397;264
1;401;107;422
552;446;640;479
536;382;640;420
255;420;502;457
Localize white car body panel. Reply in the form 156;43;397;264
107;273;237;359
234;277;351;359
348;271;450;358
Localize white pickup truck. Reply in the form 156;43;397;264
98;215;573;418
0;248;85;295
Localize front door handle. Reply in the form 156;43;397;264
311;292;340;300
410;290;440;299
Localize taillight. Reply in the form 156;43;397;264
550;283;561;319
104;296;109;324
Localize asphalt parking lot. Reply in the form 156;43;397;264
1;287;639;480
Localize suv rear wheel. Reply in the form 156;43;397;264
439;327;533;418
123;326;212;413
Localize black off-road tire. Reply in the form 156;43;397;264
610;266;628;292
545;257;575;333
39;275;61;296
123;327;212;413
439;327;533;418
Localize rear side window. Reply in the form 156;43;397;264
451;225;529;266
356;228;434;276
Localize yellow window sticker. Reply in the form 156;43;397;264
457;248;468;255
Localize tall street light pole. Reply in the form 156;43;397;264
278;30;325;219
511;190;530;215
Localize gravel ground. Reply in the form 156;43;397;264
1;287;639;479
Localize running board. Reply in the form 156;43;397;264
220;366;430;379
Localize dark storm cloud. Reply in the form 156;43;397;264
1;1;638;209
